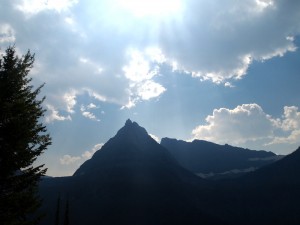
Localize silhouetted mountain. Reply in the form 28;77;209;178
209;147;300;225
240;146;300;186
40;120;225;225
161;138;282;178
39;120;300;225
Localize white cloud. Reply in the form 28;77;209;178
281;106;300;131
254;0;274;13
80;103;100;112
60;154;81;165
122;48;166;108
85;89;108;103
149;134;160;143
63;90;77;113
82;111;96;119
87;103;98;109
64;16;75;25
269;106;300;145
2;0;300;114
80;104;101;121
270;130;300;146
45;104;72;123
158;0;300;84
145;47;167;64
192;104;276;145
0;23;15;43
136;80;166;100
16;0;78;15
82;111;100;122
81;143;103;160
191;104;300;153
123;49;158;82
44;89;108;123
60;143;103;166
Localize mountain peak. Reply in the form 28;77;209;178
115;119;149;140
74;119;169;176
125;118;133;126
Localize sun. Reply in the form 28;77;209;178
117;0;183;18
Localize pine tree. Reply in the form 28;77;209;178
0;46;51;224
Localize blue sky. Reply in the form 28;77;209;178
1;0;300;176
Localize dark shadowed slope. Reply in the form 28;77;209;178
240;146;300;186
161;138;282;178
211;147;300;225
40;120;225;225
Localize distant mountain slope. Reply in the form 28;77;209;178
40;120;225;225
211;147;300;225
240;146;300;186
161;138;282;177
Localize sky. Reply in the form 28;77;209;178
1;0;300;176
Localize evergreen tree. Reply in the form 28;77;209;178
0;46;51;224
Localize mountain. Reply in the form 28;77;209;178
210;147;300;225
39;120;300;225
39;120;225;225
161;138;282;178
240;146;300;186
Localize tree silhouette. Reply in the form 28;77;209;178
0;46;51;224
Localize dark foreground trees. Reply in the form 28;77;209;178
0;46;51;224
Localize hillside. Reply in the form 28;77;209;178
161;138;282;178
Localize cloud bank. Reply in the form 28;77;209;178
59;143;103;166
192;104;300;153
1;0;300;121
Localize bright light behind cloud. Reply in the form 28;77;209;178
3;0;300;176
117;0;182;18
16;0;78;14
121;48;166;108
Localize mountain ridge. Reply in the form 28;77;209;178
40;119;224;225
160;137;282;178
39;120;300;225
